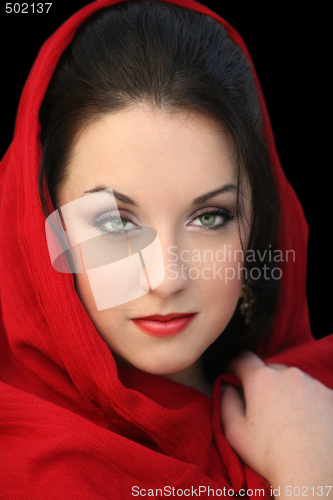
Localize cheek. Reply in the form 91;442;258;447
74;271;126;349
183;236;245;326
198;259;243;304
74;272;96;313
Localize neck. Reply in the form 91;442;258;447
113;354;213;399
162;358;213;399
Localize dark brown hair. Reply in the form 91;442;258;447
39;0;280;381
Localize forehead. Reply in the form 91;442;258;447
59;107;238;206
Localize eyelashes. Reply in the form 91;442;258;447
90;213;142;239
190;208;235;232
90;208;235;238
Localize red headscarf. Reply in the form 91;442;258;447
0;0;332;497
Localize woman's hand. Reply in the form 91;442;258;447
220;351;333;496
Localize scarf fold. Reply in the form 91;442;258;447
0;0;332;497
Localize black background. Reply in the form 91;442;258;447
0;1;330;339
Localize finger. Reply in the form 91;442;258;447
266;362;288;371
220;384;248;451
220;384;245;429
227;351;265;383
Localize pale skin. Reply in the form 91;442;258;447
221;352;333;497
57;106;333;493
58;106;249;395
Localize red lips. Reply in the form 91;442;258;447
133;313;195;322
131;312;198;337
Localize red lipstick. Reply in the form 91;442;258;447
131;313;198;337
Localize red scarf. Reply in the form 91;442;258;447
0;0;332;497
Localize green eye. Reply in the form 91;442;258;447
91;214;136;236
190;209;235;232
111;217;129;230
199;214;217;226
192;212;224;228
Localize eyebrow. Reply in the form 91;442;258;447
191;183;237;205
83;183;237;207
83;186;139;206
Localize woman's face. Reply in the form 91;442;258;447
57;107;250;376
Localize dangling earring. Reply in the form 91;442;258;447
239;279;256;325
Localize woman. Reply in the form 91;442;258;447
0;0;332;497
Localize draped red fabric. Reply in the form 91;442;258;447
0;0;332;498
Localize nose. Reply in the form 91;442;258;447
147;240;189;298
